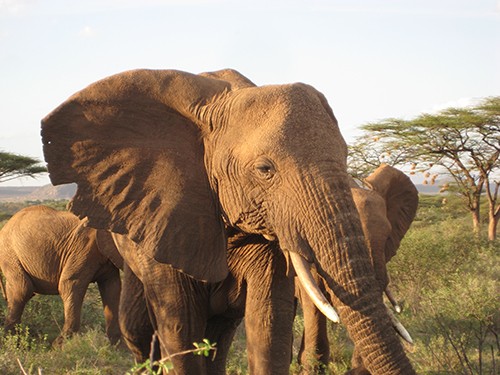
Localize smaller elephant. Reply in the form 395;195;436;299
0;205;122;346
297;164;419;373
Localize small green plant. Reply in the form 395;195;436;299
0;325;48;354
127;339;217;374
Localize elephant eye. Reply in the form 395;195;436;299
254;158;276;179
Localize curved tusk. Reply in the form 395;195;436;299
263;233;277;241
385;286;402;313
289;252;340;323
386;307;413;345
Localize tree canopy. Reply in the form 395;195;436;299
349;96;500;240
0;151;47;183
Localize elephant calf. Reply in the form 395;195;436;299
0;205;122;346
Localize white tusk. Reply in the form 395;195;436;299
289;252;340;323
263;233;276;241
386;307;413;345
385;287;402;313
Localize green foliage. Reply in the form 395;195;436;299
325;323;352;374
0;151;46;183
390;217;500;374
0;200;69;228
127;340;216;374
225;324;248;375
0;327;131;374
129;357;174;375
349;96;500;239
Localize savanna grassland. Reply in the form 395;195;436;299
0;195;498;374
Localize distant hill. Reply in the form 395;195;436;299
0;184;77;201
1;182;442;202
414;184;441;194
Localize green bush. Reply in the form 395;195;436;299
389;218;499;374
0;328;132;375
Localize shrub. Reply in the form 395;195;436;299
389;218;500;374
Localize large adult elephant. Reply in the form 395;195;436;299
0;205;122;346
297;164;419;373
41;69;415;374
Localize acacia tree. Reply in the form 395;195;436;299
347;120;413;181
350;96;499;240
0;151;46;183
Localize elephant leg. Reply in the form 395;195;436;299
119;263;157;363
140;260;210;374
243;245;296;375
204;315;242;374
297;275;330;374
56;278;88;346
96;264;122;345
3;268;34;332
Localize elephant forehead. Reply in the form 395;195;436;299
223;85;343;158
229;83;325;122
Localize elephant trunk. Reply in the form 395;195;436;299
279;172;415;374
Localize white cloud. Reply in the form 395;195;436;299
425;97;482;114
0;0;35;15
78;26;97;38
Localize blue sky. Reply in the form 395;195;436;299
1;0;499;186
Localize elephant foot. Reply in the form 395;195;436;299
52;332;74;349
298;353;329;375
107;332;123;346
52;335;66;349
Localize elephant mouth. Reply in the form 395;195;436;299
288;250;414;345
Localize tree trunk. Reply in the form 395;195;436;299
488;209;498;241
471;207;481;237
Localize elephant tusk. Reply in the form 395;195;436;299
263;233;277;241
289;252;340;324
386;307;413;345
385;286;402;313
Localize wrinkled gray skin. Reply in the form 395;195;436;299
113;230;294;374
297;165;419;374
41;69;415;374
0;205;121;346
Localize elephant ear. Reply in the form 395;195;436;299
364;164;419;262
41;69;243;282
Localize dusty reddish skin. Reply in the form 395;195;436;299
0;205;122;346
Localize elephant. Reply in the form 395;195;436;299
296;164;419;373
0;205;122;346
41;68;416;374
113;166;417;374
113;229;295;374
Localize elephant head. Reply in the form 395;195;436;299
41;69;414;374
350;164;419;308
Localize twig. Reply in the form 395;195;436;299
16;358;28;375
